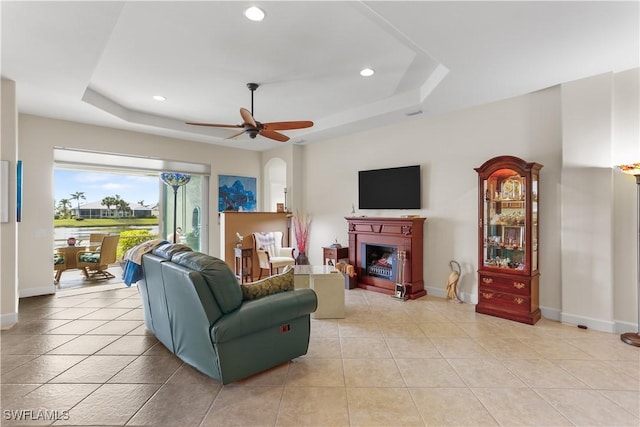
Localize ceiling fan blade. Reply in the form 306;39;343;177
225;130;247;140
240;108;257;128
186;122;241;128
260;129;290;142
263;121;314;131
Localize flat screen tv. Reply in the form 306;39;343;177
358;165;421;209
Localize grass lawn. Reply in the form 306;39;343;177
54;218;159;227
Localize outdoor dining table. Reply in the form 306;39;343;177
54;245;91;282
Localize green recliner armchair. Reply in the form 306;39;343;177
137;243;317;384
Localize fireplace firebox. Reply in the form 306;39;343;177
346;217;426;299
362;244;397;280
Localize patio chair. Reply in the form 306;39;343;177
53;252;66;284
88;233;108;250
76;235;120;280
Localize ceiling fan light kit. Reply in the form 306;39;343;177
186;83;313;143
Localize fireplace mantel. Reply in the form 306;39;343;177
346;216;426;299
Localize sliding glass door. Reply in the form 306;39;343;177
161;174;208;252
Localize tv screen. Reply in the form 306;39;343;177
358;165;421;209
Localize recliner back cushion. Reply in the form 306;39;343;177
152;243;192;260
171;251;242;313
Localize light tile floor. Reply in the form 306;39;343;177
1;285;639;426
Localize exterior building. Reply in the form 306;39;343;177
72;201;154;219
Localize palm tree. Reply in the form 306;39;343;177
117;198;131;218
57;198;71;218
101;196;118;217
137;200;145;207
69;191;86;218
112;194;123;217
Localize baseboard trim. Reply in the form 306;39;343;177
19;285;55;298
0;312;18;328
424;285;446;299
424;285;476;304
560;311;616;333
421;288;631;333
614;319;638;334
540;305;561;322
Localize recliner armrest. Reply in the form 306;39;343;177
211;289;317;343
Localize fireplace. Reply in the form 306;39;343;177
346;216;426;299
362;244;397;280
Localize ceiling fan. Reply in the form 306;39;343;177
186;83;313;142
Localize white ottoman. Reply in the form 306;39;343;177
294;265;345;319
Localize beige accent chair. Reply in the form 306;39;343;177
252;231;295;279
76;235;120;280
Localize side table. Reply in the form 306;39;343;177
322;246;349;266
234;247;253;283
293;265;345;319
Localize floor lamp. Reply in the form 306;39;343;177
618;163;640;347
160;172;191;243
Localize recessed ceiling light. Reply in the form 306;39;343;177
360;68;375;77
244;6;265;22
152;95;166;102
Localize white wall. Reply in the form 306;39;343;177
301;69;638;330
560;73;615;331
14;114;261;299
559;70;639;332
613;68;640;329
303;86;563;310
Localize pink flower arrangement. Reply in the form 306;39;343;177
293;211;312;254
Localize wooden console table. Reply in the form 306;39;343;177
346;217;426;299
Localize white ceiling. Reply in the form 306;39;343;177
2;1;638;151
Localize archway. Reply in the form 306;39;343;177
264;157;287;212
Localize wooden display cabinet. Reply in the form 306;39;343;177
475;156;542;324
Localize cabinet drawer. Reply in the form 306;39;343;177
478;288;531;312
479;274;530;296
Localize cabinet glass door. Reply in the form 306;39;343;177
483;169;526;271
531;171;539;271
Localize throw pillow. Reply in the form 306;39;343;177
240;265;294;300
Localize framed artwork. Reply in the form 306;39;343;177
16;160;22;222
276;203;285;213
218;175;257;212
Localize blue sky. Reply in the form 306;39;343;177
54;169;160;207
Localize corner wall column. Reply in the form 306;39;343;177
1;78;19;327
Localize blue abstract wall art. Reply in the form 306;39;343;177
218;175;257;212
